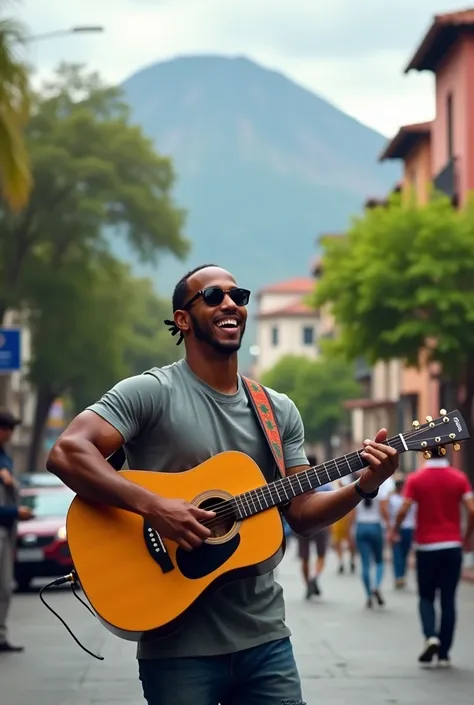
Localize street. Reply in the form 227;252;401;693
1;545;474;705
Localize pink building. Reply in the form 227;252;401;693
405;8;474;205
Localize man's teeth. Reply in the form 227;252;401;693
216;319;238;328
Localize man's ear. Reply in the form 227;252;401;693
174;310;190;334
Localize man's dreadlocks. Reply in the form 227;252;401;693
164;264;219;345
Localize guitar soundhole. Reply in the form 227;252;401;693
198;496;236;541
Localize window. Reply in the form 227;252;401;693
447;93;453;159
302;326;314;345
271;326;279;346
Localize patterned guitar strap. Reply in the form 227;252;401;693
241;376;290;511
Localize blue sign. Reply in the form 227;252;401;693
0;328;21;372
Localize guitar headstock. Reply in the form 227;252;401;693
403;409;470;459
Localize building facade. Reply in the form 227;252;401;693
253;277;319;378
337;8;474;467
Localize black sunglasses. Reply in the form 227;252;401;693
183;286;251;310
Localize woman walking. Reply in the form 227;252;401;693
354;475;394;607
388;473;416;588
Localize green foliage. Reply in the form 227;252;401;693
0;62;189;316
261;349;360;444
313;192;474;382
0;4;32;210
0;62;188;465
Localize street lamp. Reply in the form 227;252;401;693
26;26;104;43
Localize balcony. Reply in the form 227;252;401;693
433;157;458;204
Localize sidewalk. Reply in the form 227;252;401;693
1;546;473;705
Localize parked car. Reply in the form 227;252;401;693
18;472;65;488
14;484;75;590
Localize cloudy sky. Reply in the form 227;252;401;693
19;0;466;137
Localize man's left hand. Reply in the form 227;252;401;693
360;428;398;493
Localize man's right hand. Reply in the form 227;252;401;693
17;506;35;521
145;497;216;551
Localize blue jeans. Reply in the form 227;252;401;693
392;527;413;580
355;522;384;598
138;637;305;705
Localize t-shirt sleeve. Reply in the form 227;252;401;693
86;374;162;443
460;472;474;499
403;473;417;502
282;396;309;469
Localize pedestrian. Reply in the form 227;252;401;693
297;454;332;599
354;471;394;608
47;264;399;705
0;409;34;653
390;453;474;668
331;473;358;574
388;472;416;588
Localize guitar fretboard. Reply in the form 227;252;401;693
232;434;407;520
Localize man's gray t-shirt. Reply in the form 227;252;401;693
87;359;308;658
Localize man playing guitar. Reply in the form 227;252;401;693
47;264;398;705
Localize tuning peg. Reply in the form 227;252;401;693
438;446;447;456
412;420;420;428
453;443;461;452
422;450;432;460
426;415;433;423
440;409;447;416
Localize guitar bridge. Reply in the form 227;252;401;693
143;522;175;573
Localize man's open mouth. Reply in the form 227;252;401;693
214;317;240;331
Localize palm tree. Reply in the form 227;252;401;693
0;5;32;211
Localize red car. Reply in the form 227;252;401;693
14;484;75;590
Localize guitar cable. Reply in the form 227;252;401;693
39;570;104;660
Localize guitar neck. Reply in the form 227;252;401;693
233;432;407;520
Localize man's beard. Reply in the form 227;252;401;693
190;313;245;356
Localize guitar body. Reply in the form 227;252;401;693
66;451;285;642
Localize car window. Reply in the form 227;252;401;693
20;490;75;517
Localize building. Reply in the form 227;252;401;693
337;7;474;467
404;7;474;207
253;277;318;378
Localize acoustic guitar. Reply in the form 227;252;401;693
65;409;469;642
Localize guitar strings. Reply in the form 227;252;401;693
198;421;451;529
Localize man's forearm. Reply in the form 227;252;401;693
464;513;474;544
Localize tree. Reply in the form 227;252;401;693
122;277;182;380
261;349;361;459
313;191;474;479
0;62;189;464
0;62;189;322
0;5;32;210
25;251;181;471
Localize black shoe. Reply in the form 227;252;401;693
366;596;373;608
350;561;356;574
418;637;440;664
311;577;321;596
373;589;385;606
0;642;24;653
338;564;344;574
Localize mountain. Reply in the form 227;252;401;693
117;55;400;361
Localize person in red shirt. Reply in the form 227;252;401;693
390;456;474;668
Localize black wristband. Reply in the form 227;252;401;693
354;477;379;500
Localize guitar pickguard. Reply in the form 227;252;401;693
176;534;241;579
